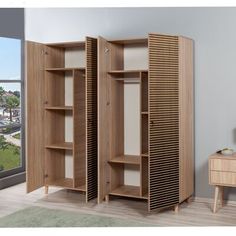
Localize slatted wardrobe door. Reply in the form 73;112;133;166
148;34;179;211
86;37;98;202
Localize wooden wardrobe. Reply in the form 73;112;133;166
26;37;98;202
98;33;194;211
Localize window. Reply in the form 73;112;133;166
0;37;24;178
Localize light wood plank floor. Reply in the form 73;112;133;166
1;183;236;226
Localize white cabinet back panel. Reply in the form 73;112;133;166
64;48;85;179
123;46;147;186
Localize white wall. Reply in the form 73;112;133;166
25;7;236;200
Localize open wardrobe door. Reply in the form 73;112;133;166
26;41;45;193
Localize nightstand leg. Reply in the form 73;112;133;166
213;186;220;213
220;187;224;207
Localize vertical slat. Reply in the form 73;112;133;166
86;37;98;202
26;41;45;193
148;34;179;211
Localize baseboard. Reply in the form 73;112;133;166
0;172;26;190
193;196;236;206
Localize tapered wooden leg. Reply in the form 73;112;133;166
174;204;179;213
105;195;109;203
220;187;224;207
45;185;49;195
213;186;220;213
186;196;192;204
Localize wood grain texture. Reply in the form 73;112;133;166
109;185;147;199
44;46;65;187
98;36;111;203
148;33;179;211
73;70;86;190
109;70;147;79
141;113;149;155
140;72;149;197
141;72;149;113
141;157;148;197
108;155;140;165
44;148;65;185
26;41;45;193
85;37;98;201
209;154;236;188
98;37;124;203
179;36;194;202
109;43;124;199
210;171;236;186
44;46;65;107
208;154;236;212
44;46;65;68
110;80;124;160
46;41;85;49
110;164;124;191
45;67;85;72
45;106;73;111
210;158;236;172
109;38;148;46
213;186;220;213
45;142;73;150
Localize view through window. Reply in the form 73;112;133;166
0;37;22;173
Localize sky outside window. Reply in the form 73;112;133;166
0;37;21;91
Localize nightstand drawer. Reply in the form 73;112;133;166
210;159;236;172
210;171;236;186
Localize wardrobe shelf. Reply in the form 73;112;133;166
141;153;149;157
109;185;148;199
48;178;73;188
108;70;148;79
75;184;86;192
45;142;73;150
45;67;85;72
48;178;86;192
108;155;140;165
141;111;149;115
46;41;85;48
109;69;148;73
45;106;73;111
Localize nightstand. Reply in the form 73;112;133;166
209;152;236;213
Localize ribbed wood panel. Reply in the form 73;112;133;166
141;72;148;113
148;34;179;211
86;37;98;201
141;114;148;155
141;157;148;197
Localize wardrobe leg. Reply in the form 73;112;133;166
45;185;49;195
186;196;192;204
174;204;179;213
105;195;109;203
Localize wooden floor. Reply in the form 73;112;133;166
1;183;236;226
